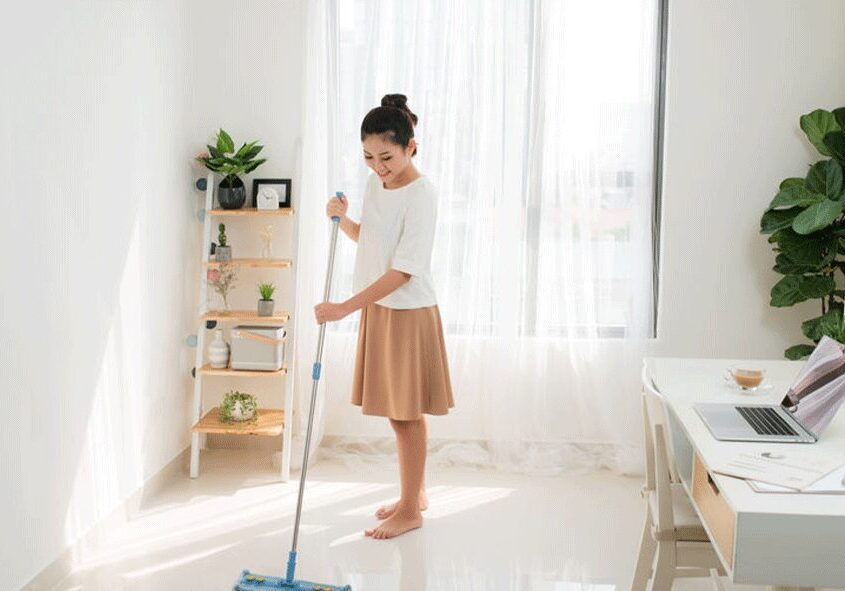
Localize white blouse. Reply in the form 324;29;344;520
352;173;439;309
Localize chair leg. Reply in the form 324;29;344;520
630;513;656;591
648;541;676;591
708;568;725;591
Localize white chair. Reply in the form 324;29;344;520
630;364;726;591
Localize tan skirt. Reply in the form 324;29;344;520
351;303;455;420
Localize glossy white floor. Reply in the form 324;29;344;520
46;449;789;591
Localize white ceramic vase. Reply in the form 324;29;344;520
208;329;229;368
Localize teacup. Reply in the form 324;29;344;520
724;367;766;390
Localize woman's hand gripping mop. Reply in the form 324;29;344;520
236;193;351;591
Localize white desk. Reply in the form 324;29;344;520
646;357;845;590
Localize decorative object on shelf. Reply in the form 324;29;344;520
195;129;267;210
216;223;232;261
208;329;230;368
252;178;292;209
759;106;845;359
230;325;286;371
207;262;238;310
257;283;276;317
259;224;274;259
255;184;280;210
219;390;258;423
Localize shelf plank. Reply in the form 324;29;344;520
202;310;290;323
198;364;287;377
192;407;285;436
205;258;292;269
209;207;294;217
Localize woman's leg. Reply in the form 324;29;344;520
365;417;426;539
375;415;429;519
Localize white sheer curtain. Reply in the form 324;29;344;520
292;0;658;475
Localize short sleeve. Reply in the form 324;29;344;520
391;190;437;278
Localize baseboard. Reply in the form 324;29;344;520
20;446;191;591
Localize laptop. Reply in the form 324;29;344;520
695;336;845;443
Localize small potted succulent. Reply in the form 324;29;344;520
196;129;267;209
257;282;276;316
219;390;258;423
216;223;232;261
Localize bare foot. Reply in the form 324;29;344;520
364;508;423;540
375;492;428;520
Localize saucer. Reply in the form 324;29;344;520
723;379;772;392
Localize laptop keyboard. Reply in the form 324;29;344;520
736;406;800;437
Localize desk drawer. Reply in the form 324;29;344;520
692;452;736;569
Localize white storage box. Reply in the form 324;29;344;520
229;325;286;371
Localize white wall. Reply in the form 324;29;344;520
653;0;845;360
0;3;195;589
0;1;305;589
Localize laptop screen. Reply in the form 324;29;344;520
781;336;845;435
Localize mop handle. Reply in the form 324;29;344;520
287;192;343;582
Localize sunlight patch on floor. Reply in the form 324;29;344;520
71;481;388;571
339;484;515;519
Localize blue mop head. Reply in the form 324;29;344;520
235;570;350;591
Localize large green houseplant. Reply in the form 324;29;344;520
196;129;267;209
760;107;845;359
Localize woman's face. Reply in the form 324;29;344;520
362;134;415;184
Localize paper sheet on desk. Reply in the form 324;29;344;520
748;463;845;493
712;450;845;490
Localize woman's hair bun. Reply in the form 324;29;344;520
381;93;407;108
381;94;418;125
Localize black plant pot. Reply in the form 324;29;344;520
218;176;246;209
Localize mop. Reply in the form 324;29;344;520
235;193;351;591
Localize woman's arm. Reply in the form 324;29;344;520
316;269;408;324
339;214;360;242
343;269;410;313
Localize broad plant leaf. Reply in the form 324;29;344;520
772;253;824;275
775;228;838;267
834;107;845;130
770;274;835;307
217;129;235;154
823;131;845;164
779;177;805;190
785;344;816;360
207;145;222;159
801;109;840;156
792;198;844;234
243;159;268;174
234;141;262;159
760;207;801;234
805;159;844;199
241;145;263;160
802;303;845;341
767;185;826;210
233;142;248;159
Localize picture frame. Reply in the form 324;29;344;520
252;178;292;209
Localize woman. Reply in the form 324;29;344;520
314;93;454;539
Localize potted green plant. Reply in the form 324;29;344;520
219;390;258;423
760;107;845;359
196;129;267;209
216;223;232;261
257;282;276;317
